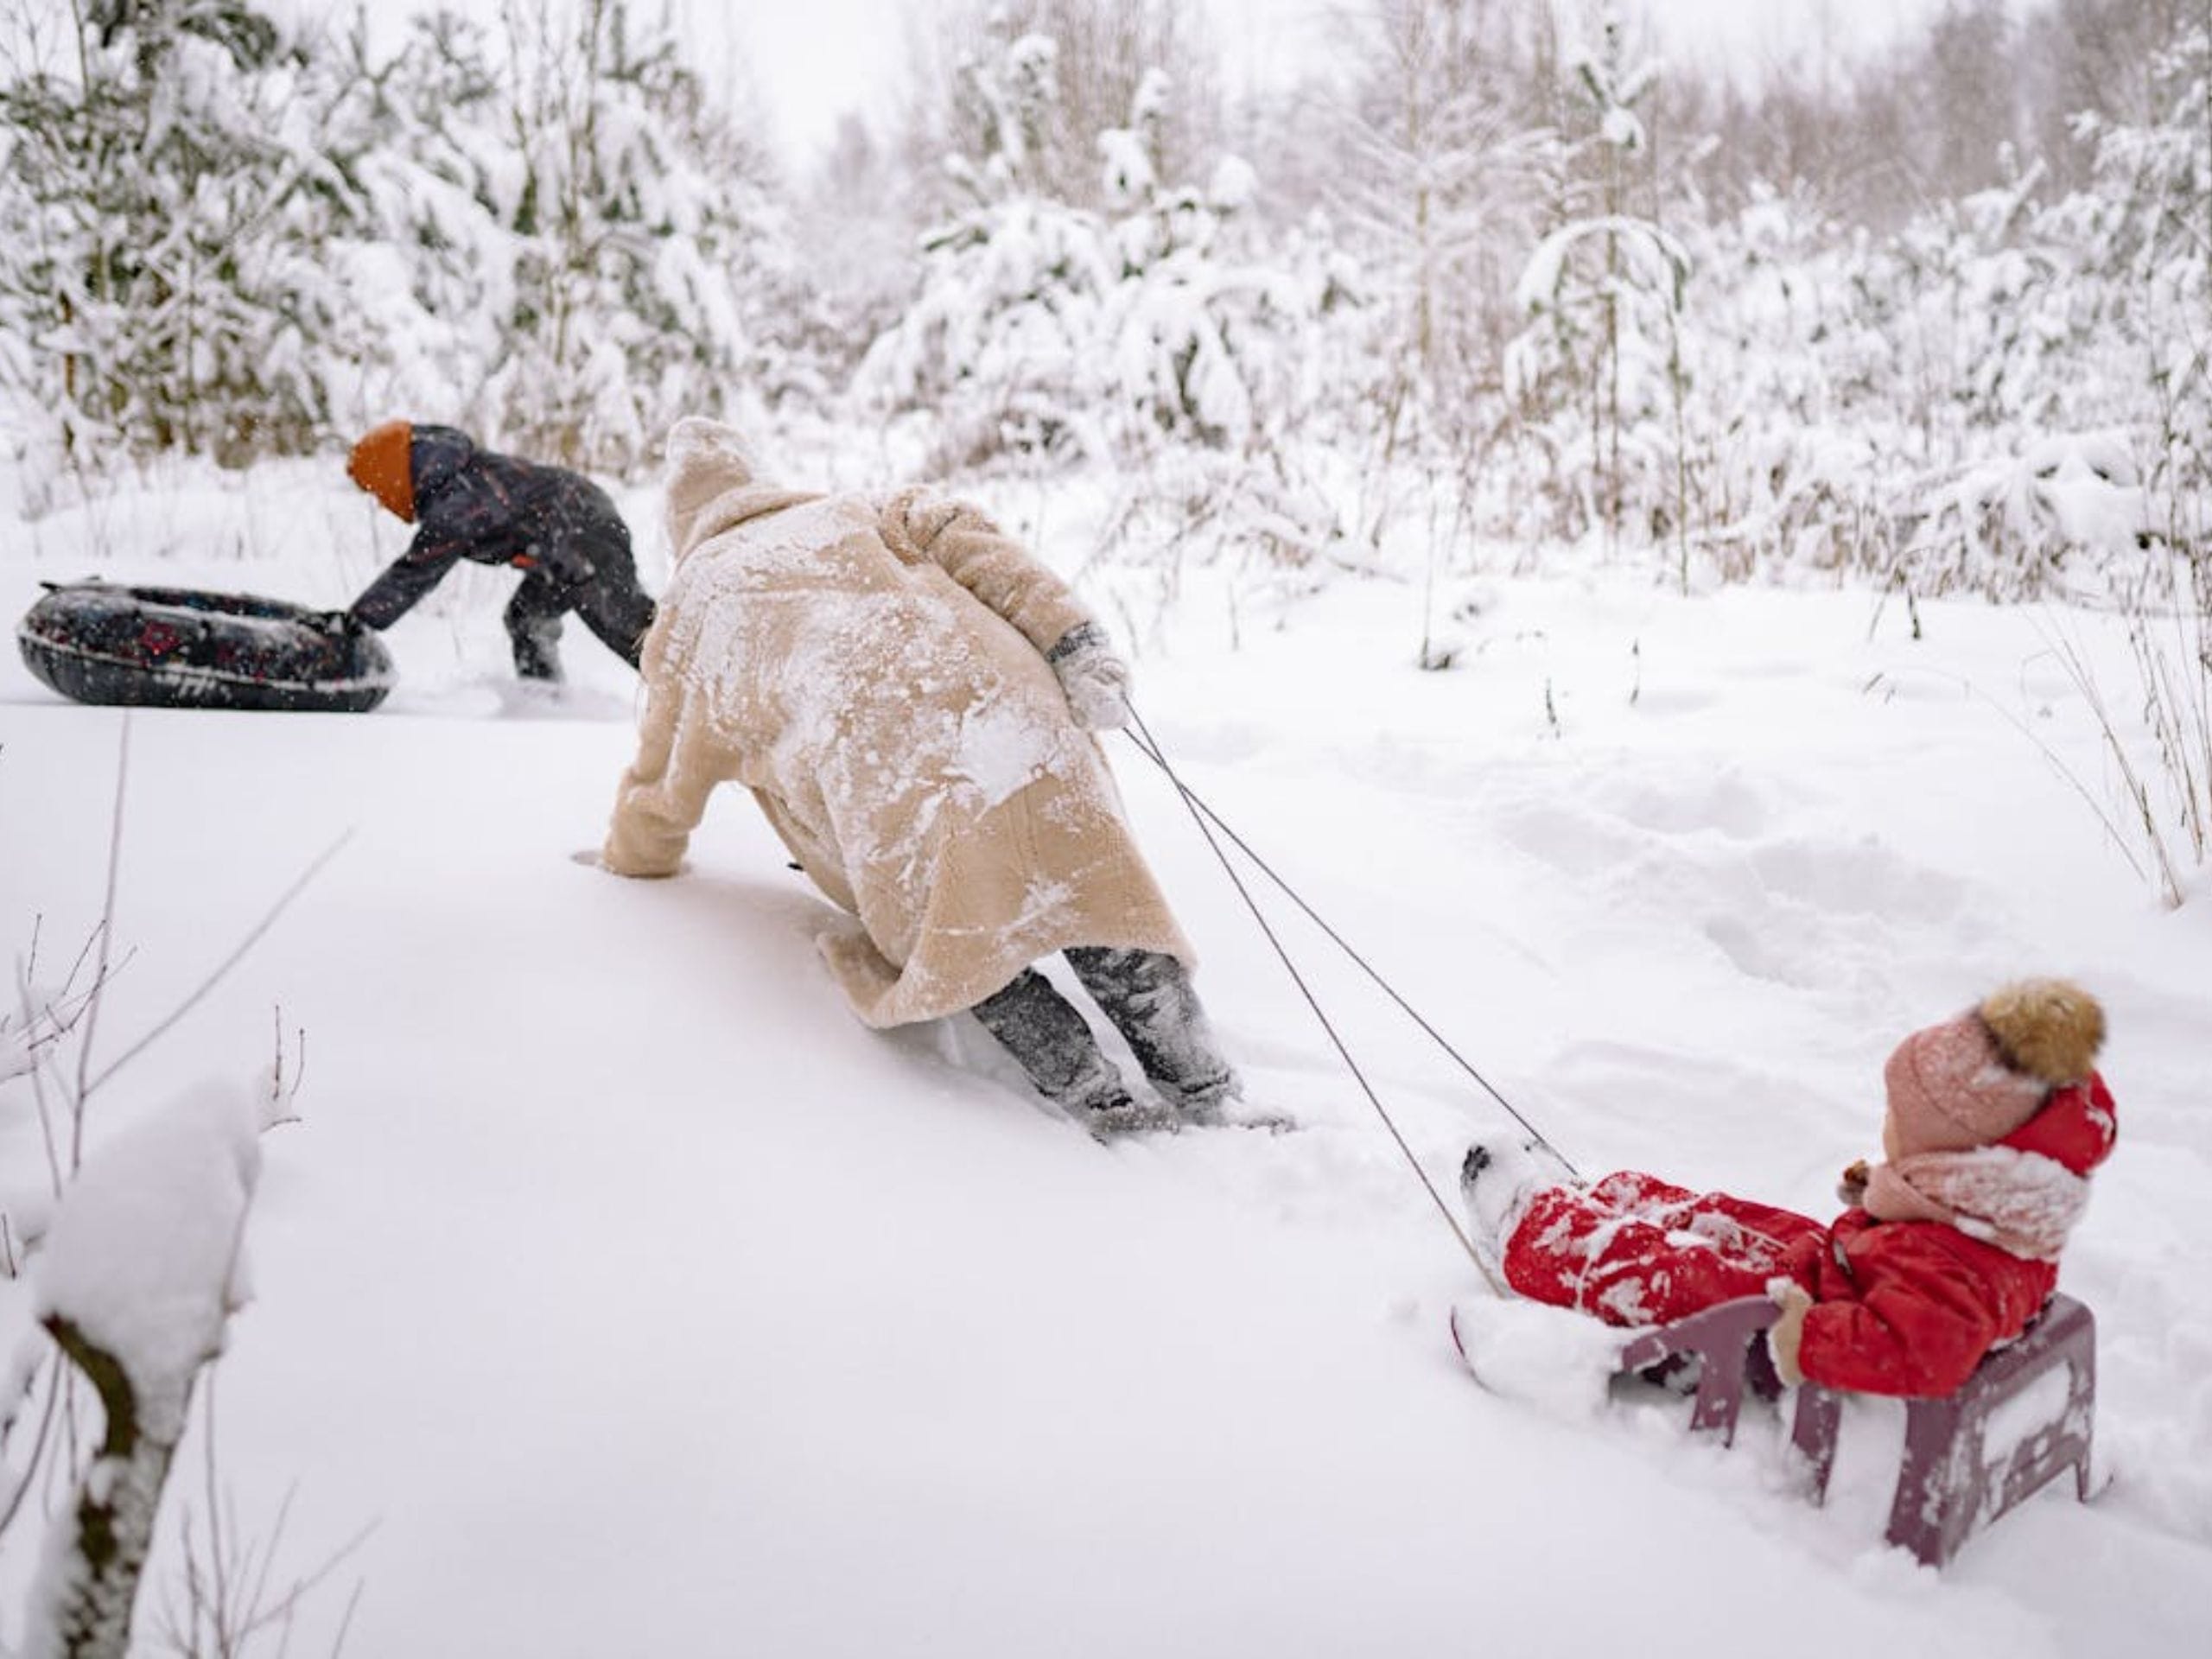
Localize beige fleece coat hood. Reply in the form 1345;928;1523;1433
602;416;1193;1027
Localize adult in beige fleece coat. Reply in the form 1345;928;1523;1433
601;417;1237;1130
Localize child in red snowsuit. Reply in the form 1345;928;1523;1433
1461;981;2117;1397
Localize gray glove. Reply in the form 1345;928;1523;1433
1047;623;1133;731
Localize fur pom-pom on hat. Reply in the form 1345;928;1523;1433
1978;978;2105;1086
1881;978;2105;1159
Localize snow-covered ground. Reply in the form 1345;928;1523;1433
3;459;2209;1656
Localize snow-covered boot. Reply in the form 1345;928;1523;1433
505;581;568;681
970;967;1157;1133
1065;946;1240;1117
1459;1139;1576;1262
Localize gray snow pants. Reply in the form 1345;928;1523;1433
969;946;1236;1119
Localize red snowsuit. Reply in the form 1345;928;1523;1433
1502;1076;2116;1397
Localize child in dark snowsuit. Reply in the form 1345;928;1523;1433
339;421;657;681
1461;980;2116;1397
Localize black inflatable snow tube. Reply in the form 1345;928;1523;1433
16;582;395;713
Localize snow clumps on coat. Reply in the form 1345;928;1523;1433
602;416;1193;1027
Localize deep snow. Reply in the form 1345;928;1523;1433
3;457;2210;1657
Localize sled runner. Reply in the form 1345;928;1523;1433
1452;1292;2098;1569
17;582;394;713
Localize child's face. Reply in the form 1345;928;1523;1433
1882;1112;1904;1162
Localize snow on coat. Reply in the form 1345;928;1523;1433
1502;1174;2059;1398
602;417;1193;1027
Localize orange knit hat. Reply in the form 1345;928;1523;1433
347;420;416;522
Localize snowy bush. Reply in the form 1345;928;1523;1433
1630;14;2205;602
0;0;794;492
1503;212;1690;541
0;3;355;478
853;25;1344;505
475;0;790;474
1497;4;1694;556
2053;20;2212;559
14;1081;266;1659
310;0;792;475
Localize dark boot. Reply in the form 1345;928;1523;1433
969;968;1133;1120
504;571;567;681
1065;946;1238;1113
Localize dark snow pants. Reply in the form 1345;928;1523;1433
969;946;1236;1119
505;528;657;679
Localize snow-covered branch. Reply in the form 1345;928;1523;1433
19;1082;264;1659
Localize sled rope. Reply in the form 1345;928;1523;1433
1122;715;1578;1181
1125;709;1508;1293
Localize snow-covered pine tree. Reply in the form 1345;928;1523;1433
899;0;1221;221
1096;71;1301;454
487;0;786;474
1502;0;1688;550
855;14;1338;497
2056;16;2210;562
0;0;360;480
851;22;1116;468
308;6;518;435
299;2;798;475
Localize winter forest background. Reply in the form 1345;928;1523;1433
3;1;2212;1654
3;0;2205;581
4;0;2206;864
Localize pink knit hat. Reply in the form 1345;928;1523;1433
1881;979;2107;1157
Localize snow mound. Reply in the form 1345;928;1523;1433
1448;1295;1628;1419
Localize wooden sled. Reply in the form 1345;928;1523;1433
1614;1293;2097;1568
17;582;394;713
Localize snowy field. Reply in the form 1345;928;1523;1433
3;458;2211;1656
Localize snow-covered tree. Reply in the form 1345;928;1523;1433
0;1;359;474
855;24;1337;482
482;0;789;473
899;0;1222;220
306;6;520;434
0;0;798;486
1503;1;1689;546
2055;16;2211;560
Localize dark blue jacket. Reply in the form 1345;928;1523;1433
352;427;632;629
